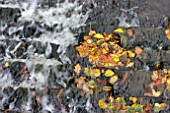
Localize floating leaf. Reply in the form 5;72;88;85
74;63;81;75
135;46;143;55
109;76;118;84
94;33;104;39
104;69;115;77
98;99;107;109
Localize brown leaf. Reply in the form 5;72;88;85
57;89;64;101
127;29;134;37
74;63;81;75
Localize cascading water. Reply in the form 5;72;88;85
0;0;90;112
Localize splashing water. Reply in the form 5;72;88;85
0;0;89;112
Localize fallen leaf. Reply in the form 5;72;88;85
84;36;90;40
109;76;118;84
104;69;115;77
152;88;161;97
93;69;101;77
135;46;143;55
5;62;9;68
102;86;112;91
126;62;134;67
120;72;128;84
129;97;137;103
57;88;64;99
74;63;81;75
127;29;134;37
20;65;27;75
98;99;107;109
94;33;104;39
127;51;135;57
114;28;125;33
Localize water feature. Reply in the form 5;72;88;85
0;0;89;112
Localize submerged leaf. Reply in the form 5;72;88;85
120;36;128;47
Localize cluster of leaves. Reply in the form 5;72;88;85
74;26;145;112
76;27;137;68
98;95;166;113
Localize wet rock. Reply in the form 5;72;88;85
122;71;152;96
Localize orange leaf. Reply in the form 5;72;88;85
74;63;81;75
20;66;27;75
135;46;142;55
120;72;128;84
84;36;90;40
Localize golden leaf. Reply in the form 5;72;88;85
127;51;135;57
109;76;118;84
93;69;101;77
5;62;9;68
113;57;120;62
98;99;107;109
104;69;115;77
94;33;104;39
114;28;125;33
129;97;137;103
74;63;81;75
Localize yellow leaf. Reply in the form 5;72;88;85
102;48;108;54
89;29;96;35
152;88;161;97
113;57;119;62
109;76;118;84
5;62;9;68
104;69;115;77
98;99;107;109
94;33;104;39
129;97;137;103
160;103;166;109
74;63;81;75
127;51;135;57
93;69;101;77
114;28;125;33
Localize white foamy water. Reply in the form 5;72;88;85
0;0;89;112
117;7;140;28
